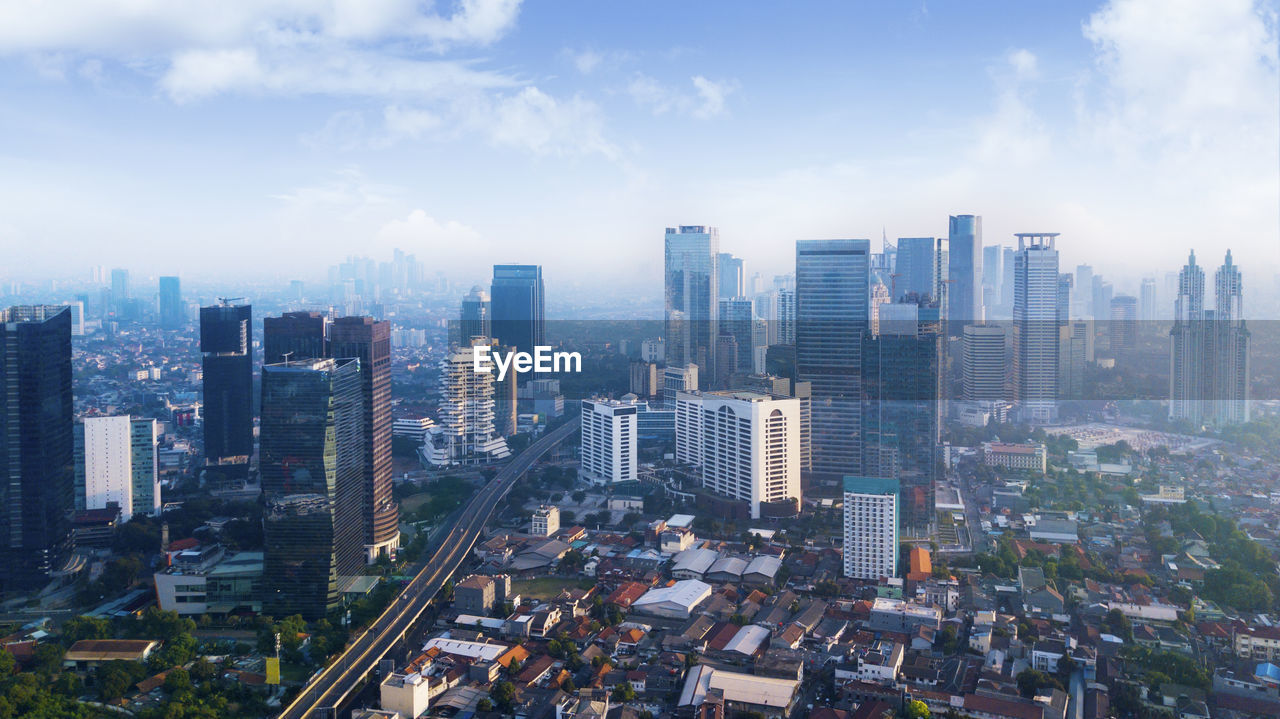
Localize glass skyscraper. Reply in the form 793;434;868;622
261;358;365;620
158;276;183;329
1013;233;1060;424
664;226;720;375
796;239;869;477
947;214;983;332
490;264;545;353
0;305;74;589
263;311;328;366
459;285;491;344
200;302;254;465
893;237;937;302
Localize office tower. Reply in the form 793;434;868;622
200;302;253;467
1092;278;1113;324
1173;251;1251;426
963;324;1006;402
869;281;890;336
74;416;159;522
0;306;74;588
797;239;869;476
753;290;778;346
1074;265;1094;318
491;265;544;353
674;390;800;519
1012;234;1060;424
982;245;1003;297
261;358;365;620
1109;295;1138;358
664;226;720;375
630;361;660;398
330;316;399;560
490;340;519;438
422;342;511;466
1001;247;1016;312
110;268;130;319
713;334;738;389
459;286;491;344
748;272;764;296
662;363;699;409
1059;321;1089;400
731;375;812;471
1057;274;1073;327
90;266;105;284
776;288;797;346
894;237;937;301
289;280;305;302
158;276;183;329
861;299;942;535
718;297;755;376
718;253;744;300
947;214;983;332
1170;251;1206;423
63;301;85;337
263;311;328;366
1140;278;1158;323
579;399;638;485
1210;250;1250;424
842;476;899;580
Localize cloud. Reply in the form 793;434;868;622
1006;48;1039;81
568;48;603;74
473;87;617;158
377;209;483;249
629;73;737;119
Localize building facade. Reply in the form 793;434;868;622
579;398;638;485
1012;234;1060;424
74;416;160;522
200;302;253;473
843;476;899;580
665;226;720;375
947;214;983;332
490;264;545;353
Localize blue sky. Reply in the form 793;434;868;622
0;0;1276;295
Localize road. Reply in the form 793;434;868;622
278;418;579;719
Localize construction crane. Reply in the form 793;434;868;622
216;297;244;306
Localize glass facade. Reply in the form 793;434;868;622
200;303;253;463
664;226;720;375
490;264;545;353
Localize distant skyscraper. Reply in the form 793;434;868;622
1001;247;1016;312
459;286;491;344
718;297;755;376
1109;295;1138;358
0;306;74;588
675;390;800;519
110;268;130;319
869;281;890;336
797;239;869;476
776;289;797;346
261;358;365;620
63;301;85;337
947;214;983;332
1012;233;1060;424
158;276;182;329
200;301;253;466
894;237;936;301
330;316;399;560
963;325;1006;402
843;476;899;580
718;253;744;300
263;311;328;366
1173;250;1251;425
74;416;159;522
1140;278;1158;323
490;265;545;353
861;298;942;535
1074;265;1094;318
665;226;720;374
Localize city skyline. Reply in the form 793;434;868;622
0;0;1276;289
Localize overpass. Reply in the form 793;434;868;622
278;418;579;719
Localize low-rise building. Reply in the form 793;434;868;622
982;442;1047;472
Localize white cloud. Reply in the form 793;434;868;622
475;87;617;158
568;48;603;74
377;209;483;249
629;73;736;119
1006;48;1039;81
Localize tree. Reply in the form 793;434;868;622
61;616;111;645
190;657;218;683
164;667;192;694
31;643;64;676
611;681;637;702
490;680;515;711
95;661;135;701
905;699;931;719
477;697;494;712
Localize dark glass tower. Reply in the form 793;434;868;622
894;237;937;301
200;302;253;464
261;358;365;620
0;306;74;589
947;214;983;333
330;317;399;559
263;311;328;366
491;264;545;353
158;276;183;329
861;298;942;536
796;239;869;478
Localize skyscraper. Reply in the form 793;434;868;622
718;297;755;377
947;214;983;332
776;288;797;346
261;358;365;620
0;306;74;588
1140;278;1158;323
459;286;491;344
843;476;899;580
894;237;937;301
861;298;942;535
1210;250;1250;425
74;416;159;522
110;268;131;319
665;226;720;374
796;239;869;476
579;398;638;485
1012;233;1060;424
330;316;399;561
717;253;744;300
158;276;183;329
963;324;1006;402
1109;295;1138;359
491;265;545;353
200;301;253;469
263;311;328;366
1169;251;1206;423
422;342;512;466
1172;251;1251;425
1074;265;1094;318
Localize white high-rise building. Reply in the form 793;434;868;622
579;398;638;485
63;301;85;337
1013;233;1061;424
776;288;797;346
74;415;160;522
675;390;800;519
843;476;899;580
422;343;511;466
